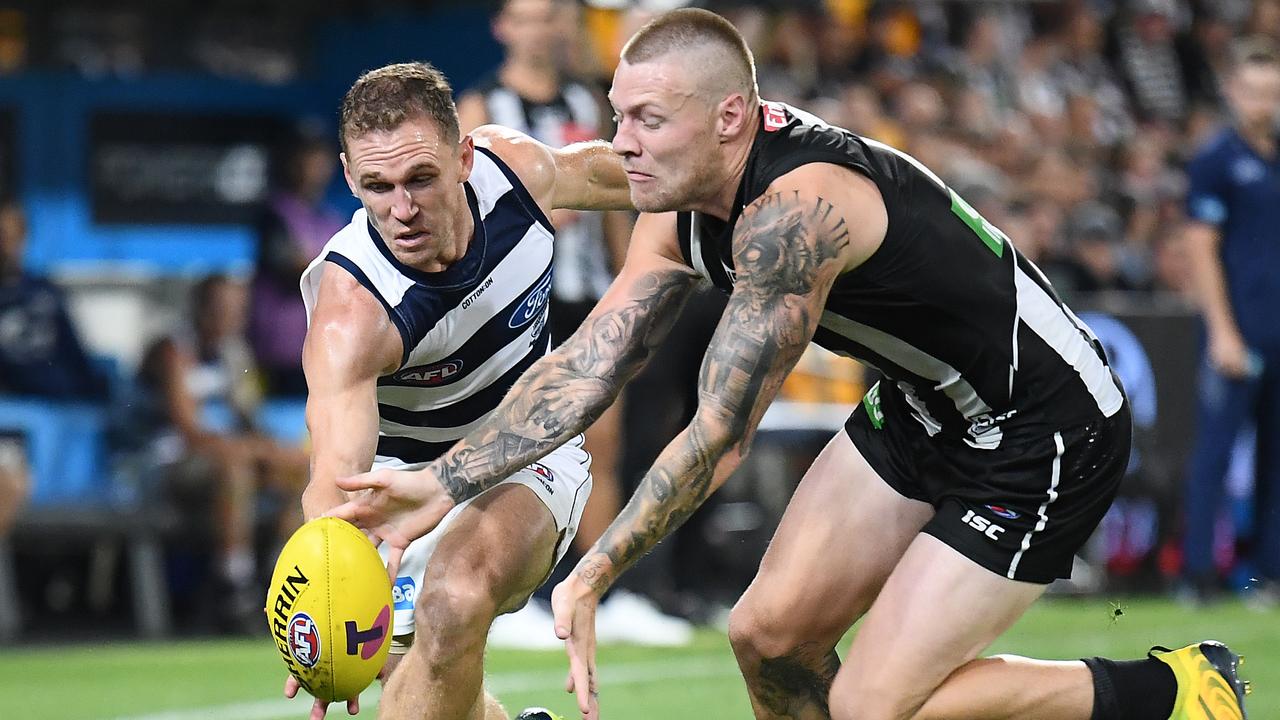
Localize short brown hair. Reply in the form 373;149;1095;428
339;62;460;154
621;8;757;102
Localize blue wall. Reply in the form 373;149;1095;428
4;6;500;275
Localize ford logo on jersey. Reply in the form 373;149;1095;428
392;359;464;387
509;272;553;329
392;576;417;611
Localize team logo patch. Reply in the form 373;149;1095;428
288;612;321;668
986;505;1020;520
529;463;556;494
392;359;464;386
392;576;417;611
762;101;789;132
509;272;553;329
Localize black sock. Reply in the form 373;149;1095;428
1082;656;1177;720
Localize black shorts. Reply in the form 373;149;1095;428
844;381;1131;584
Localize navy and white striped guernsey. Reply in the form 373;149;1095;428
301;147;557;467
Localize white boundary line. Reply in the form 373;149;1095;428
105;655;738;720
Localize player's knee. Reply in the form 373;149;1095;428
728;598;803;663
829;669;920;720
414;577;498;665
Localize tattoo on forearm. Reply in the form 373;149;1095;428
577;192;851;592
433;268;696;504
755;644;842;718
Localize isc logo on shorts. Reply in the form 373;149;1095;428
960;509;1005;541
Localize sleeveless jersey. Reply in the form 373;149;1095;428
472;73;612;303
300;147;556;466
677;101;1125;449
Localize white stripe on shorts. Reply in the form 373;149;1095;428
1007;431;1065;579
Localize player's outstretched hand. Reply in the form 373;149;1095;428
552;574;601;720
327;468;456;579
283;674;359;719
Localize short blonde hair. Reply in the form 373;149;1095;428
621;8;758;104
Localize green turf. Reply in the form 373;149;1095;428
1;598;1271;719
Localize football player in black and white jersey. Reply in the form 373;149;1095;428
289;63;630;720
332;14;1249;720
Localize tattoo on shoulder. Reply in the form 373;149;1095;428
697;191;851;441
733;191;851;294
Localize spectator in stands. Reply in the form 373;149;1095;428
1108;0;1198;127
1180;39;1280;606
0;199;106;401
247;130;346;398
0;198;103;538
121;275;308;631
0;431;25;536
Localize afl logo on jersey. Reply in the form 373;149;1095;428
762;101;789;132
510;272;553;329
392;359;464;386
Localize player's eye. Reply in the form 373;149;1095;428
364;182;392;193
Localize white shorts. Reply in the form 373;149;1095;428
378;436;592;637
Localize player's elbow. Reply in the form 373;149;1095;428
690;405;754;479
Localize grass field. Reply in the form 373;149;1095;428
2;597;1272;720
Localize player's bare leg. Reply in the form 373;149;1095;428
728;430;933;720
377;484;560;720
829;534;1076;720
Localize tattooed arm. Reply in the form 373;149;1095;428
568;167;880;595
330;213;698;556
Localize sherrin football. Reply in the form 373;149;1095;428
265;517;393;702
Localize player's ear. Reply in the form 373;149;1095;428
717;92;751;144
457;134;475;184
340;152;358;197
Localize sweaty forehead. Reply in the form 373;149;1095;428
610;58;700;110
347;122;448;174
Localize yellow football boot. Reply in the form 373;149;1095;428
1151;641;1250;720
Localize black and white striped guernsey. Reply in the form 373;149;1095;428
301;147;556;466
677;101;1125;449
471;74;613;303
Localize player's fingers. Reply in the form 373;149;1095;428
324;501;360;523
310;698;329;720
335;471;386;492
348;697;360;715
284;674;299;698
384;543;404;580
566;641;592;715
550;584;573;640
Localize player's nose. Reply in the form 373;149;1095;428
389;187;418;221
611;121;640;158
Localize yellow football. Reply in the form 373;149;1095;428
265;517;392;703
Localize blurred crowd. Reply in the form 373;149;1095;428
562;0;1277;304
